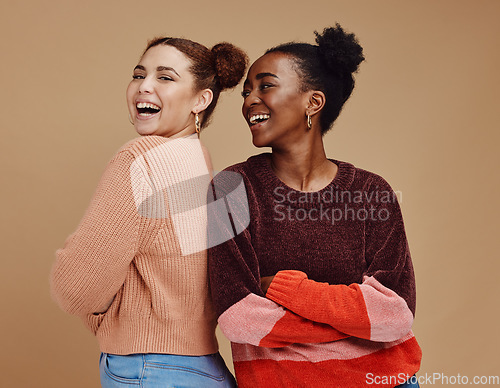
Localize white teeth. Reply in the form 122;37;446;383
249;114;270;124
136;102;161;110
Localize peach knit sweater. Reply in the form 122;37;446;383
51;134;218;356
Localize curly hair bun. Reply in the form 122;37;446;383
211;43;248;90
315;23;364;74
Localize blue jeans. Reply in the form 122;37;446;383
99;352;237;388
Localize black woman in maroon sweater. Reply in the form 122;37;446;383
208;24;422;388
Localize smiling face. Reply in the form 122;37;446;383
126;45;202;138
241;52;312;148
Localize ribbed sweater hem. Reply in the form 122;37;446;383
93;317;218;356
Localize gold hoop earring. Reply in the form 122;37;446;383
307;114;312;130
128;113;134;125
195;113;201;134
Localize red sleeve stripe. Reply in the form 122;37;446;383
232;335;421;388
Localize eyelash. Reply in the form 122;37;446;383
131;75;173;81
241;84;273;98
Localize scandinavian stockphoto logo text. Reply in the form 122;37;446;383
273;186;402;225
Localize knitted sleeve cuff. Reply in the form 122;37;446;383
266;270;308;308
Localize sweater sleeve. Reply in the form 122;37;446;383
266;177;416;343
50;149;145;316
208;171;349;347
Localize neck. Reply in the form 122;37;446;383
270;133;337;192
169;125;197;139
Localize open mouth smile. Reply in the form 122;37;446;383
136;102;161;117
249;114;270;125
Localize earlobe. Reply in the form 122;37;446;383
193;89;214;114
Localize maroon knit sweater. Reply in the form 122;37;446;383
208;153;421;388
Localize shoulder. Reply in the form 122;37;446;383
219;160;250;175
218;153;270;183
215;153;269;184
116;134;207;165
332;160;403;210
334;159;395;193
116;135;171;157
199;142;214;173
348;164;403;211
211;153;268;198
97;136;171;177
355;167;394;192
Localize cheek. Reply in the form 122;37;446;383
161;89;194;113
157;87;176;108
272;93;299;115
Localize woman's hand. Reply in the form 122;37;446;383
260;276;275;295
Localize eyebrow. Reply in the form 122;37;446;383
243;72;279;87
256;72;279;80
133;65;180;77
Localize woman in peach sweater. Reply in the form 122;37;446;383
51;37;247;387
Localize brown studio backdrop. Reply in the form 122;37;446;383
1;0;499;386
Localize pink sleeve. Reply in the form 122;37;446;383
218;293;349;348
50;150;143;316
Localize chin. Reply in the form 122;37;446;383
251;134;270;148
252;140;268;148
253;140;275;149
134;125;156;137
135;129;149;137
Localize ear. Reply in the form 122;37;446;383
192;89;214;114
305;91;326;116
